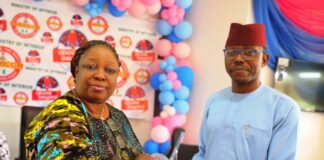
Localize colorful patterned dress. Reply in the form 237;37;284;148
24;91;144;160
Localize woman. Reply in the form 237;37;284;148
24;40;152;160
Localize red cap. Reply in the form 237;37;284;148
225;23;266;48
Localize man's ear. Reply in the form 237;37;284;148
262;53;269;67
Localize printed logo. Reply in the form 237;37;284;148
132;39;156;65
134;68;150;85
41;31;54;44
25;50;41;64
47;16;63;31
0;46;23;81
0;87;7;101
10;13;40;39
104;35;116;48
53;29;87;63
0;8;7;33
13;91;28;105
121;85;148;111
70;14;83;27
119;36;132;49
32;76;61;101
88;16;109;35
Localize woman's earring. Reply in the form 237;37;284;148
113;88;119;95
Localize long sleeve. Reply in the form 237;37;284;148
267;100;300;160
192;103;210;160
24;100;93;160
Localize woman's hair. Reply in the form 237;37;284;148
70;40;120;78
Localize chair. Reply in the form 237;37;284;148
168;127;199;160
18;106;43;160
177;144;199;160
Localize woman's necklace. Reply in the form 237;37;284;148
87;105;106;120
72;89;106;120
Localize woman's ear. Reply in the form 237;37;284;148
75;66;79;76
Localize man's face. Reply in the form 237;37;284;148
224;46;269;86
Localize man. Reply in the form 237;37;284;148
193;23;300;160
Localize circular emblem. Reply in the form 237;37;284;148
119;36;132;48
46;16;63;31
87;16;109;35
0;46;23;81
14;91;28;105
10;13;40;39
134;68;150;85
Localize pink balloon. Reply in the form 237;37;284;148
161;10;169;19
146;1;161;15
140;0;158;5
151;125;170;143
168;17;179;26
161;0;175;7
127;0;147;18
173;42;191;59
113;0;132;10
152;116;164;127
172;80;182;90
156;39;172;57
167;71;177;81
177;59;192;67
150;59;163;74
163;114;187;132
72;0;89;6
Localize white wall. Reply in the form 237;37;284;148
1;0;324;159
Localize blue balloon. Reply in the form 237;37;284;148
96;7;103;14
158;74;167;82
174;21;193;40
174;86;190;99
167;31;182;43
176;0;193;9
173;100;189;114
91;3;99;9
157;20;172;36
108;1;126;17
159;61;167;70
159;80;173;91
150;72;162;90
83;4;92;10
165;65;174;73
88;9;98;17
159;140;171;154
95;0;107;5
159;91;175;105
174;66;194;89
166;56;176;65
144;140;159;154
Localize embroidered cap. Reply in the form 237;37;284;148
225;23;266;48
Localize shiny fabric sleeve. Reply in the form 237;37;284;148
267;98;300;160
24;99;94;160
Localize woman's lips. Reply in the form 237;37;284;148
91;85;105;91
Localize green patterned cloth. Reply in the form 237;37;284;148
24;91;144;160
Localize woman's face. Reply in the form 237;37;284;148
74;46;119;104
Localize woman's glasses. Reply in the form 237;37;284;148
223;48;265;60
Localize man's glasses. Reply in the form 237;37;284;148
223;48;265;60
